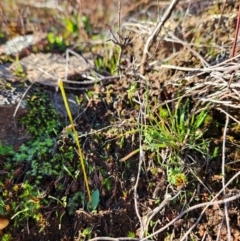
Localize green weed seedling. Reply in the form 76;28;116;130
10;182;43;229
47;32;67;51
78;226;92;240
127;82;137;105
81;15;92;36
127;231;135;238
67;191;84;215
94;50;118;75
63;13;79;37
167;167;188;187
1;234;12;241
61;10;80;45
48;9;90;50
0;142;14;156
144;98;211;163
0;199;8;218
87;189;100;212
13;55;26;78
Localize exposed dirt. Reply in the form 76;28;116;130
1;0;240;241
0;105;28;148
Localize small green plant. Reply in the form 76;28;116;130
103;177;112;191
127;231;135;238
48;10;80;48
94;51;118;75
0;142;14;156
19;91;62;137
127;82;137;104
47;32;67;51
168;167;188;187
14;137;54;162
0;198;8;217
67;191;84;215
81;15;92;35
87;189;100;212
78;227;92;240
144;98;211;163
12;56;26;78
63;13;79;38
8;182;44;229
1;233;12;241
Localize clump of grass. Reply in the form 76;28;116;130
144;98;211;156
143;97;214;187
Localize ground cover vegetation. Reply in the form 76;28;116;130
0;0;240;240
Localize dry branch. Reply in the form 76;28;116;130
139;0;179;74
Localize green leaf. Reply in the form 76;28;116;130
65;18;78;34
159;107;168;119
195;110;208;128
47;32;55;44
212;147;219;159
87;189;100;212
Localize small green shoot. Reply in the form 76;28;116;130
127;231;135;238
0;142;14;156
87;189;100;212
168;167;188;187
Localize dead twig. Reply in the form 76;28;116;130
139;0;179;74
88;237;145;241
221;113;231;241
142;170;240;241
134;94;146;239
